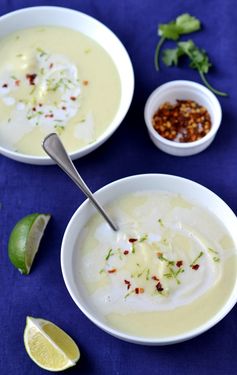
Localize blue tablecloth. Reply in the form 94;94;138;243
1;0;237;374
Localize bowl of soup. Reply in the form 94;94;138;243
0;7;134;164
61;174;237;345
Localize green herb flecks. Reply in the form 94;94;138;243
47;77;72;92
139;234;148;242
208;248;220;262
208;247;218;255
124;290;135;299
190;251;204;267
29;86;36;96
131;265;151;280
27;110;43;121
137;269;146;278
146;268;150;280
132;243;136;254
105;248;114;261
36;47;48;58
157;252;175;266
154;13;201;70
164;266;184;285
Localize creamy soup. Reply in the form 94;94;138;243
74;191;237;338
0;27;121;155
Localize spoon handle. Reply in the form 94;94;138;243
42;133;118;232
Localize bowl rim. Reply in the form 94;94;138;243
144;80;222;149
0;6;134;164
61;173;237;345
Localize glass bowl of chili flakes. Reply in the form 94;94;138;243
144;80;222;156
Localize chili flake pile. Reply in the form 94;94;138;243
152;100;212;143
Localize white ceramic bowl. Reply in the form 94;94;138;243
0;6;134;164
144;81;222;156
61;174;237;345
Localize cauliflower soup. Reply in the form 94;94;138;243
0;26;121;155
74;191;237;338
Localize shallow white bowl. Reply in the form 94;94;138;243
0;6;134;165
144;81;222;156
61;174;237;345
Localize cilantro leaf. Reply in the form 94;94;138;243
178;40;212;73
162;47;184;66
158;14;200;40
175;13;201;34
155;13;201;70
162;39;227;96
159;23;180;40
177;40;195;56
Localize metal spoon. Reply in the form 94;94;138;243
42;133;119;232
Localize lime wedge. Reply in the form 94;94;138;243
8;213;51;274
24;316;80;371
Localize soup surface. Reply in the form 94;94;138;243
0;26;121;155
75;191;237;338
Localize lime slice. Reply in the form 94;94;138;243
8;213;51;274
24;316;80;371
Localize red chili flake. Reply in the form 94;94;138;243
83;80;89;86
192;264;200;270
26;73;37;85
15;80;20;86
176;260;183;268
2;83;8;88
129;238;137;243
70;96;77;101
156;282;164;292
45;113;54;118
135;287;144;294
152;100;212;143
49;63;54;69
157;252;163;257
108;268;117;274
32;107;36;112
123;250;129;255
62;106;67;110
152;275;159;281
124;280;131;290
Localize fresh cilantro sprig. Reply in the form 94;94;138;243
162;40;228;96
154;13;201;71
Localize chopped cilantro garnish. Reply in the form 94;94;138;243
139;234;148;242
190;251;204;267
105;248;114;261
